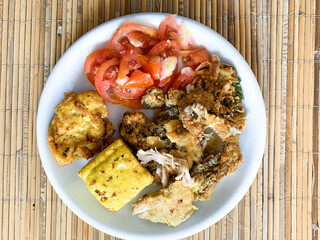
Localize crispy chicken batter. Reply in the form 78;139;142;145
191;135;242;200
48;90;114;165
164;120;202;165
119;111;152;149
132;180;197;227
178;90;245;141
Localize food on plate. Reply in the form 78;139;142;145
119;52;246;225
141;87;165;109
83;15;202;109
120;111;152;149
49;15;247;227
191;135;242;200
132;180;197;227
78;139;154;212
48;90;114;165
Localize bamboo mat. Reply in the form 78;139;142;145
0;0;318;239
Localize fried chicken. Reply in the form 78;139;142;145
119;111;152;150
191;135;242;200
132;180;197;227
141;87;165;109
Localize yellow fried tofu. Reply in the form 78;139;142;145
78;139;154;212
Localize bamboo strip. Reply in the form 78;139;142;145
233;0;239;50
194;0;201;22
17;0;28;239
206;0;211;28
216;0;222;35
200;0;205;24
285;1;294;239
7;1;16;240
313;2;319;239
189;0;194;19
267;2;276;240
173;0;178;14
296;1;306;239
222;0;227;39
21;0;33;237
12;0;24;238
290;1;299;240
249;1;258;238
304;1;314;240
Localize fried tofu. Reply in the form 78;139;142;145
78;139;154;212
48;90;114;165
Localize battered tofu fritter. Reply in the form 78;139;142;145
48;90;114;165
132;180;197;227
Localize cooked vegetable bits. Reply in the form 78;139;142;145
78;139;154;212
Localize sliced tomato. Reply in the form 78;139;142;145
84;48;119;86
107;22;158;53
112;84;147;100
137;54;162;79
126;31;159;49
117;47;142;80
94;58;120;104
148;40;180;58
170;67;195;89
123;71;154;88
120;98;143;109
158;16;195;50
180;47;212;68
159;56;178;80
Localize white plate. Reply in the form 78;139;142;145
37;13;266;240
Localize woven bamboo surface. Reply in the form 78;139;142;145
0;0;319;239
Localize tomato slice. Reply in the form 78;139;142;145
117;47;142;80
170;67;195;89
158;16;195;50
84;48;119;86
112;84;147;100
123;71;154;88
137;54;162;79
159;56;178;80
94;58;120;104
180;47;212;68
120;98;143;109
107;22;158;53
126;31;159;49
148;40;180;58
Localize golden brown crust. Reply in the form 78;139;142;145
48;90;114;165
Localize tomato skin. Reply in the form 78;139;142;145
158;16;195;50
169;67;195;89
112;84;147;100
148;40;181;57
118;47;142;79
107;22;158;53
126;31;159;49
84;48;119;86
180;47;212;68
123;72;154;88
94;58;120;104
119;98;143;109
137;54;162;79
139;41;179;87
